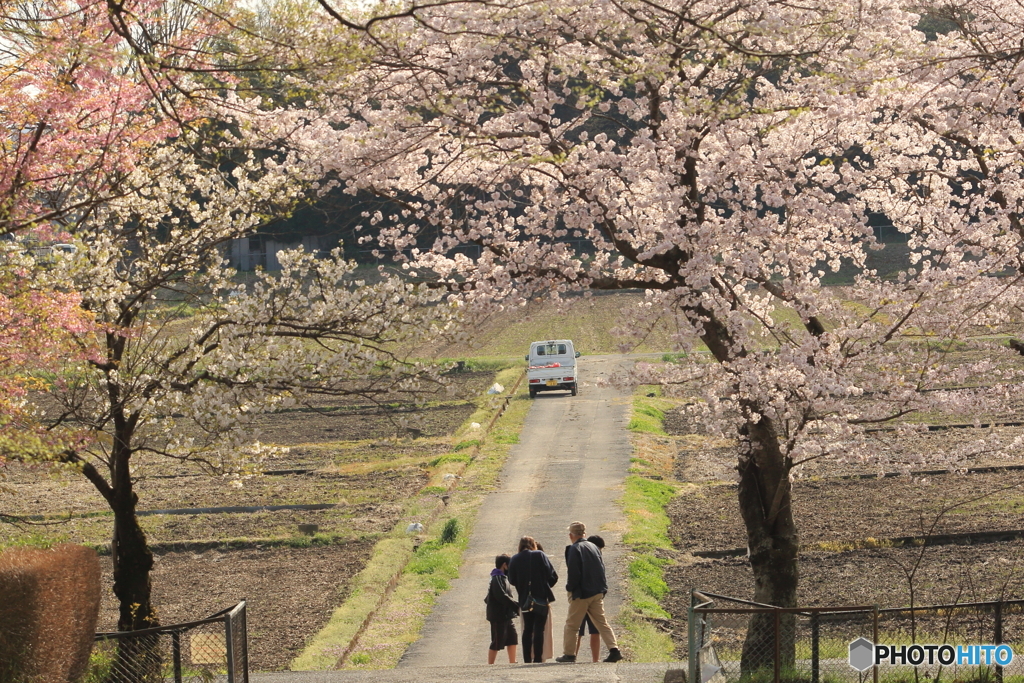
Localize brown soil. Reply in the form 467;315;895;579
662;541;1024;659
97;541;374;671
669;470;1024;554
667;409;1024;479
3;368;501;671
662;406;1024;659
246;402;475;443
1;459;430;547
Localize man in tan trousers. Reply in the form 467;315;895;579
555;521;623;663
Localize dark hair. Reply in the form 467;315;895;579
518;536;537;552
535;542;544;552
495;554;511;569
587;535;605;549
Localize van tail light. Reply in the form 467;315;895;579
563;377;573;381
529;379;540;384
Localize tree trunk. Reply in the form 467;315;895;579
110;446;162;681
112;497;157;631
736;413;799;676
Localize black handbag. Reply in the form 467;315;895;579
522;552;551;612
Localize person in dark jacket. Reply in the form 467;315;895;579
555;522;623;663
507;536;559;663
486;554;519;664
576;535;606;661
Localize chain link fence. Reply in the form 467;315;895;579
689;591;1024;683
88;601;248;683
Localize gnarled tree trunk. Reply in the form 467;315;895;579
736;413;798;675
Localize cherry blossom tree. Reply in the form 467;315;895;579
15;129;456;634
0;0;228;467
0;0;365;466
0;0;453;640
303;0;1024;667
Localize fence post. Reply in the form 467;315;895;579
873;607;879;683
995;601;1004;683
240;600;250;683
774;608;781;683
689;591;699;683
811;611;820;683
225;614;236;683
172;631;183;683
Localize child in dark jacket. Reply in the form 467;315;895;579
486;554;519;664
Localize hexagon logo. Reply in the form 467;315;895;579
849;637;875;671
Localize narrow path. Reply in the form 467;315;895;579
398;355;634;667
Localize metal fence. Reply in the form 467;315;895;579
689;591;1024;683
89;601;248;683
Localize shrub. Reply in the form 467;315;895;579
0;544;102;683
440;518;461;545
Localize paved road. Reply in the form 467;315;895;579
399;355;634;667
253;662;677;683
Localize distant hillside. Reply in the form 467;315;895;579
417;292;681;359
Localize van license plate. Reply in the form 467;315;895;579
546;380;557;387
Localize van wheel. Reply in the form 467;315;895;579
571;384;577;396
529;387;537;399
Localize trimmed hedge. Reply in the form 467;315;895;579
0;544;102;683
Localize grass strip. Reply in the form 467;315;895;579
619;385;682;662
291;366;530;670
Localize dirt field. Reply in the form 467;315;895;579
661;398;1024;653
2;368;502;670
670;469;1024;554
96;541;375;671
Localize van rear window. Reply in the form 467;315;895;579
535;343;567;356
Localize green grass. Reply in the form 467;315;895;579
0;533;69;551
628;554;671;619
618;386;680;662
429;453;472;466
628;391;675;436
406;537;465;591
417;292;682;356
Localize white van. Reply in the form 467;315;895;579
525;340;580;398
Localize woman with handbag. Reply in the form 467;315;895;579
507;536;559;663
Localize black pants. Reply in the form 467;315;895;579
521;604;549;663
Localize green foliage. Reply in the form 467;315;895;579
622;476;677;550
628;554;671;619
492;433;519;444
628;395;669;435
629;555;669;600
452;439;481;451
406;539;463;591
420;485;446;495
81;645;115;683
0;533;69;551
429;453;472;466
349;653;371;665
440;518;460;544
